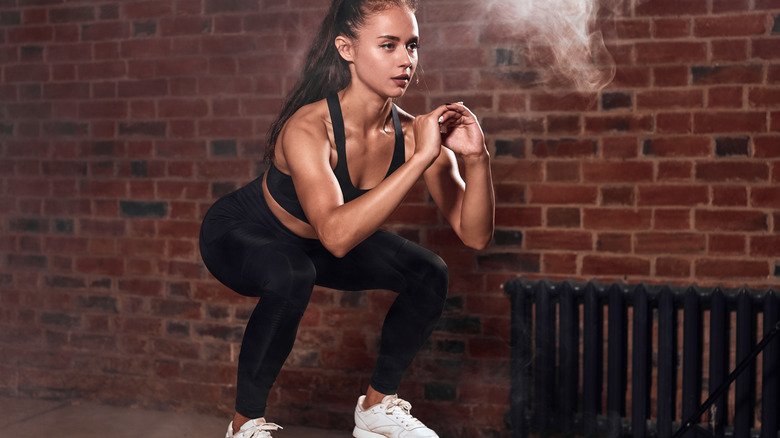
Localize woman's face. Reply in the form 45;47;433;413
341;6;419;98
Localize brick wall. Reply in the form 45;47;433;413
0;0;778;437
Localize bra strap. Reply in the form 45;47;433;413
390;104;405;171
326;93;349;177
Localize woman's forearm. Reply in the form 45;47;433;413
459;150;494;250
319;155;430;257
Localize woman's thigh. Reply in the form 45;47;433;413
201;222;316;301
307;229;446;294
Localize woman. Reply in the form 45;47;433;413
199;0;495;436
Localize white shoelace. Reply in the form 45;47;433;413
383;395;426;429
239;422;283;438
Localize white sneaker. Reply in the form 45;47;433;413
353;394;439;438
225;418;283;438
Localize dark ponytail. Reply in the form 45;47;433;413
262;0;418;163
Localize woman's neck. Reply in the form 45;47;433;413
339;85;394;136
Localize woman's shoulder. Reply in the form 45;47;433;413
394;103;416;130
281;98;331;141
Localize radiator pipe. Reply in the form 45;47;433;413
672;319;780;438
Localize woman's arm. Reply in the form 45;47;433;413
283;104;450;258
423;103;495;250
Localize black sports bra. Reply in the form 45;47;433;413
265;93;406;224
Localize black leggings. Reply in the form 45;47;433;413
198;175;448;418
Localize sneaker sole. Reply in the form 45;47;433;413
353;426;388;438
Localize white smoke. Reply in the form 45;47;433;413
483;0;627;92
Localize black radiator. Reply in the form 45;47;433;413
504;278;780;438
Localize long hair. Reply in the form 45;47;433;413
262;0;419;163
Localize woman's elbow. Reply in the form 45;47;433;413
315;222;350;258
463;231;493;251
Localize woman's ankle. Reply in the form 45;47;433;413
232;412;265;433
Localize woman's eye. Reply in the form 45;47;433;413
381;43;395;50
407;43;418;51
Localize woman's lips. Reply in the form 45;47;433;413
392;78;409;87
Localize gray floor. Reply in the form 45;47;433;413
0;396;347;437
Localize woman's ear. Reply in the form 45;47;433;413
335;35;355;62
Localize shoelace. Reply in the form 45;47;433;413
383;395;426;429
240;422;284;438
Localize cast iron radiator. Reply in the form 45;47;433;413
504;278;780;438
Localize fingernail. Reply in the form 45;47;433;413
438;116;444;124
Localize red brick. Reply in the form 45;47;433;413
693;15;768;37
695;210;768;231
751;236;780;256
542;253;577;274
525;230;592;250
709;234;747;255
636;0;707;16
653;66;689;87
693;112;767;133
656;113;692;134
770;66;780;84
713;186;748;206
596;233;632;252
547;115;581;134
695;259;769;279
495;207;542;227
652;18;691;38
612;66;651;88
582;208;652;230
637;90;703;109
638;185;709;206
583;161;653;182
602;137;639;159
529;185;598;204
635;232;705;254
494;183;525;203
601;186;636;205
584;115;653;133
658;162;693;180
749;88;780;108
696;162;769;182
708;86;744;108
532;139;597;158
636;42;707;64
713;0;750;12
656;257;691;277
582;255;650;276
615;19;652;39
491;161;544;183
643;137;710;157
754;137;780;157
546;161;580;182
693;65;763;85
546;207;581;227
482;116;544;133
498;93;527;112
76;256;124;276
753;39;780;59
711;40;750;62
755;0;780;8
654;209;692;229
751;187;780;208
529;93;597;112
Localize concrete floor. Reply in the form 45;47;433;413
0;395;347;437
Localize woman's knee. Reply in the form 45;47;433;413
243;245;317;309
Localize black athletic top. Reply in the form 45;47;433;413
265;93;406;224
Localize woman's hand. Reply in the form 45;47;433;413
412;104;451;167
438;102;487;157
